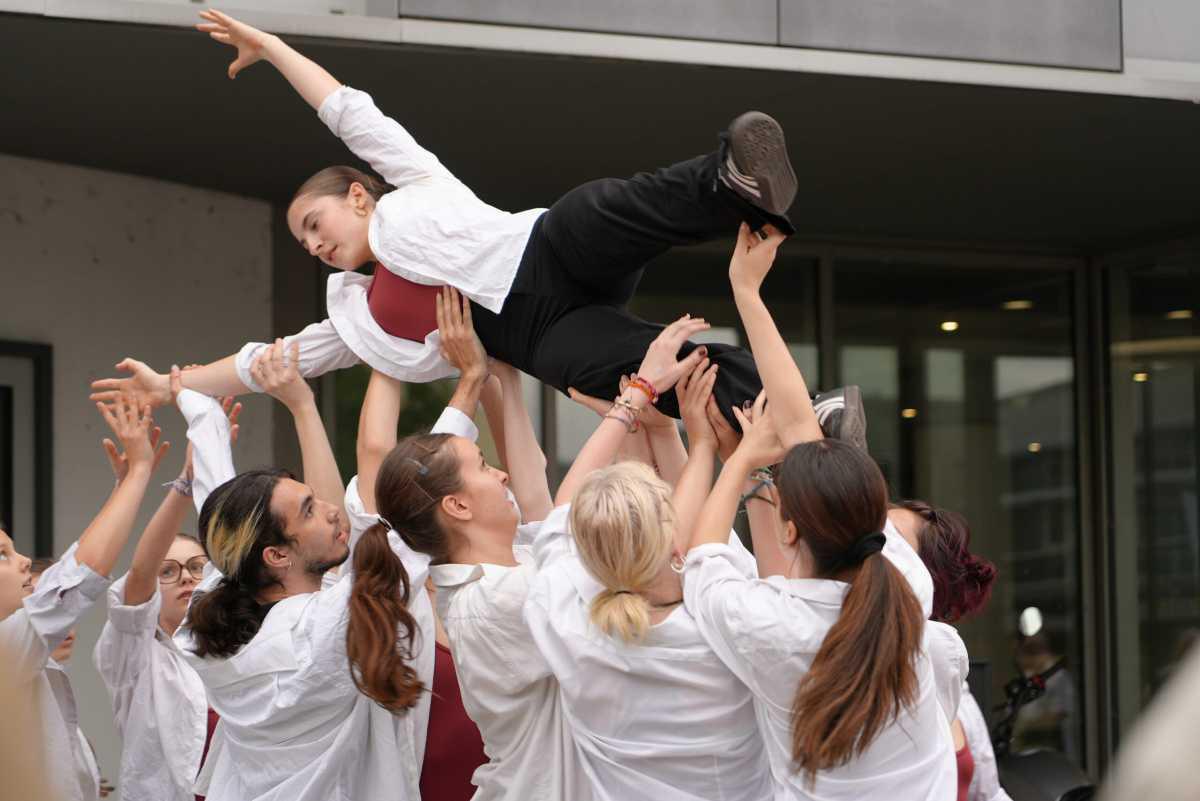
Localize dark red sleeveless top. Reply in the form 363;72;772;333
195;707;220;801
366;263;442;343
956;743;975;801
419;642;487;801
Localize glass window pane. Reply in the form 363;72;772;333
1108;255;1200;736
835;259;1083;767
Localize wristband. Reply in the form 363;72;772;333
163;477;194;497
627;375;659;405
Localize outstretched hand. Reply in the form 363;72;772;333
197;9;273;79
635;315;711;397
730;391;786;469
97;393;160;478
729;223;786;295
437;286;488;380
91;358;172;409
251;340;313;410
677;359;719;449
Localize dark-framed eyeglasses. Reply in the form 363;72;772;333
158;556;209;585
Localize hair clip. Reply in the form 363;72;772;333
405;457;430;477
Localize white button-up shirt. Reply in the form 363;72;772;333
45;657;103;801
234;86;545;390
683;523;966;801
525;507;774;801
958;683;1012;801
93;574;209;801
0;542;110;801
428;508;588;801
174;394;477;801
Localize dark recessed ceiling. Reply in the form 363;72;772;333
2;12;1199;252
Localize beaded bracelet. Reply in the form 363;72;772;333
605;405;640;434
627;374;659;405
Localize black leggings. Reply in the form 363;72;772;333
471;142;793;424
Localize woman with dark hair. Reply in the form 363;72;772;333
91;10;866;447
682;224;966;799
172;339;469;801
0;392;160;801
93;383;241;801
889;501;1009;801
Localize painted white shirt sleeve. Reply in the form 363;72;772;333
318;86;460;188
174;388;236;515
235;318;362;394
0;542;109;681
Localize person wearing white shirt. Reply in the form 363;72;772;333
524;346;772;801
371;293;709;800
681;225;965;800
888;500;1011;801
0;392;160;801
92;389;243;801
172;340;431;801
92;10;869;447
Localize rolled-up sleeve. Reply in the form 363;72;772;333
318;86;458;188
176;389;236;514
235;319;361;394
431;406;479;442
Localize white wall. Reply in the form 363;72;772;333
0;153;275;799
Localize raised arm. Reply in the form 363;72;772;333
75;395;159;577
669;361;721;552
197;10;339;108
555;316;710;506
729;224;822;447
493;362;553;523
254;340;346;513
689;395;786;552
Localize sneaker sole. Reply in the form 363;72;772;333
838;385;868;453
728;111;798;217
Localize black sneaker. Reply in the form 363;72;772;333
812;386;867;452
719;111;798;218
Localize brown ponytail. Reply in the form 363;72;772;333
777;440;924;782
346;522;422;713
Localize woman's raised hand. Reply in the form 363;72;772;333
251;340;313;410
97;393;159;476
436;286;488;380
197;9;273;79
729;223;786;295
729;391;786;469
677;360;718;448
635;315;710;397
91;357;172;409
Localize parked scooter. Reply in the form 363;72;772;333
991;608;1095;801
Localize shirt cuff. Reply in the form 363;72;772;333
431;406;478;441
234;342;268;393
23;542;110;617
105;574;163;635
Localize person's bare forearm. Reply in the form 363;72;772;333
355;371;403;514
289;400;345;510
495;369;552;522
745;480;790;577
262;34;341;111
689;451;754;551
124;488;192;606
646;423;688;488
670;440;717;555
180;355;251;398
75;465;154;577
732;287;822;446
480;377;510;474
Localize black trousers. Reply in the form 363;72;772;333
472;143;794;424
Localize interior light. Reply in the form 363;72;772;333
900;408;918;419
1002;300;1034;311
1133;372;1150;383
1165;309;1193;320
1027;442;1042;453
940;321;960;332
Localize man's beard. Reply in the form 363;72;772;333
304;546;350;578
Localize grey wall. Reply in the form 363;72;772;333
1125;0;1200;62
400;0;778;44
0;153;275;800
781;0;1122;70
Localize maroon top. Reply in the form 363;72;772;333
195;707;220;801
419;642;487;801
956;743;975;801
366;263;442;343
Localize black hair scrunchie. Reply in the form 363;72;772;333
842;531;886;566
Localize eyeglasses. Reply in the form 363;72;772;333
158;556;209;585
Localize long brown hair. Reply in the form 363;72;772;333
778;440;924;782
373;433;465;564
292;166;391;206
